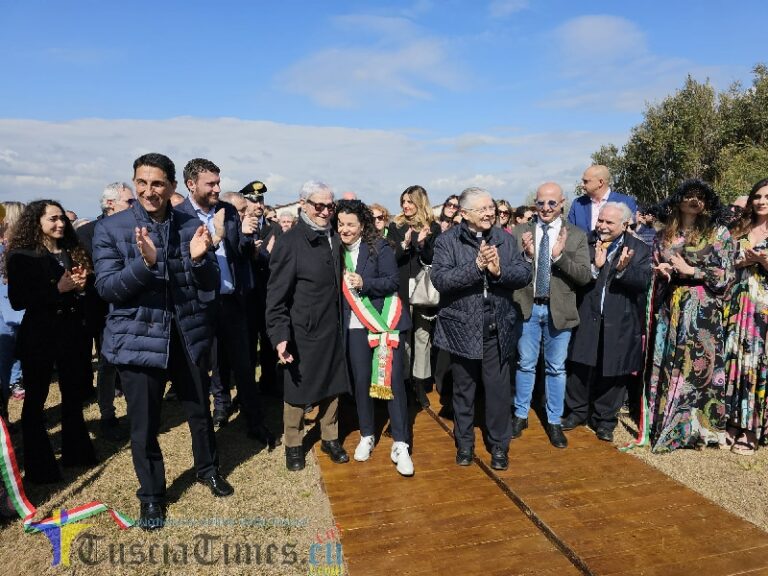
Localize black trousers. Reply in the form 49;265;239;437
118;321;218;504
451;334;512;451
21;333;96;482
248;286;278;396
209;295;263;429
565;325;626;431
347;329;409;443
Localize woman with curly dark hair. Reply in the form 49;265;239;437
6;200;97;483
643;180;735;453
722;178;768;455
337;200;414;475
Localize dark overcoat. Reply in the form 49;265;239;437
568;231;651;376
266;219;350;405
386;220;441;304
431;222;532;360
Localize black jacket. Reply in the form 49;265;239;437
387;220;441;304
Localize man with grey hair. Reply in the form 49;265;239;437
77;181;135;440
563;202;651;441
266;180;350;471
568;165;638;234
432;187;531;469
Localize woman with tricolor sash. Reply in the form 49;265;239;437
336;200;415;476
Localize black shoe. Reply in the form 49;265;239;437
99;416;128;441
321;440;349;464
546;424;568;449
285;446;305;471
561;414;586;431
455;447;474;466
138;503;165;531
247;423;277;450
197;473;234;497
490;447;509;471
510;416;528;439
212;408;228;428
596;427;614;442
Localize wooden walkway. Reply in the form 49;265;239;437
315;392;768;575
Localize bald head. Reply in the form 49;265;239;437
582;165;611;199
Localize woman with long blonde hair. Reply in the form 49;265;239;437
387;185;441;408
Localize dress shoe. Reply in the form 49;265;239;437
99;416;128;441
197;473;234;497
510;416;528;439
490;446;509;471
390;441;414;476
321;440;349;464
546;424;568;449
212;408;228;428
561;413;586;431
138;503;165;531
247;423;277;450
596;427;614;442
455;447;474;466
354;435;375;462
285;446;305;471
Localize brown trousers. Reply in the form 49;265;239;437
283;396;339;447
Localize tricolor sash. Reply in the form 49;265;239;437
343;250;402;400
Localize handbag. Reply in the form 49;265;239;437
409;263;440;307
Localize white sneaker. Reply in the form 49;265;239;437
354;435;375;462
391;441;414;476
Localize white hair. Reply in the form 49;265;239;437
299;180;334;201
602;201;633;224
220;191;244;203
458;187;492;209
100;182;133;214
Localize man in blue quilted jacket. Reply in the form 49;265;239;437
432;187;531;471
93;153;233;531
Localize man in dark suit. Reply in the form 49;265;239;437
568;165;638;234
564;202;651;442
178;159;273;446
266;180;350;471
511;182;591;449
239;182;282;398
77;182;134;439
93;153;233;531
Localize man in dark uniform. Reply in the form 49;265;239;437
266;180;350;471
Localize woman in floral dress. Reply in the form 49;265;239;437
723;178;768;455
646;179;734;452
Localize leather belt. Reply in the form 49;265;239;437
533;297;550;305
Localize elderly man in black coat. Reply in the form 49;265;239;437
266;180;351;471
563;201;651;442
432;187;531;470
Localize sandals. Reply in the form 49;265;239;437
731;431;758;456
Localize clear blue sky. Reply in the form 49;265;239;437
0;0;764;215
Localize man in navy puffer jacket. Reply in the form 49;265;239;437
93;153;231;531
432;187;531;471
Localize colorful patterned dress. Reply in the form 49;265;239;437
723;236;768;440
646;226;735;452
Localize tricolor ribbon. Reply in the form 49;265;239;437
0;416;135;531
343;250;402;400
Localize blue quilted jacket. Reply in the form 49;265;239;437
93;202;219;369
432;223;531;359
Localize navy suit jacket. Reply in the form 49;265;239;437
567;191;638;234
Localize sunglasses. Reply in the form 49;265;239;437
445;202;459;209
373;215;386;221
535;200;560;209
498;210;510;216
305;199;336;213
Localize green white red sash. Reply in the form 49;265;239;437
343;249;402;400
0;416;134;532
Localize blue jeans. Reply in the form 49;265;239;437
514;303;571;425
0;321;18;401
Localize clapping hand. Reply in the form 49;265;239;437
212;208;226;245
552;227;568;259
190;225;213;262
70;265;88;291
417;226;430;245
615;247;635;272
56;270;79;293
669;252;695;277
135;226;157;267
653;262;674;281
478;240;500;277
594;241;608;269
521;231;535;259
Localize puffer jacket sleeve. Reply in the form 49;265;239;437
431;230;483;295
93;219;159;304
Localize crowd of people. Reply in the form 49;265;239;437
0;155;766;531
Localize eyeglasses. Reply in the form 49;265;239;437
305;199;336;213
445;202;459;209
535;200;560;209
373;215;386;221
466;206;496;214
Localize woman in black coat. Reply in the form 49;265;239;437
387;185;441;407
6;200;97;483
337;200;414;476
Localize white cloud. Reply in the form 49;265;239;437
277;15;460;108
488;0;529;19
0;117;625;218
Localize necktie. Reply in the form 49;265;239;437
535;224;551;298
